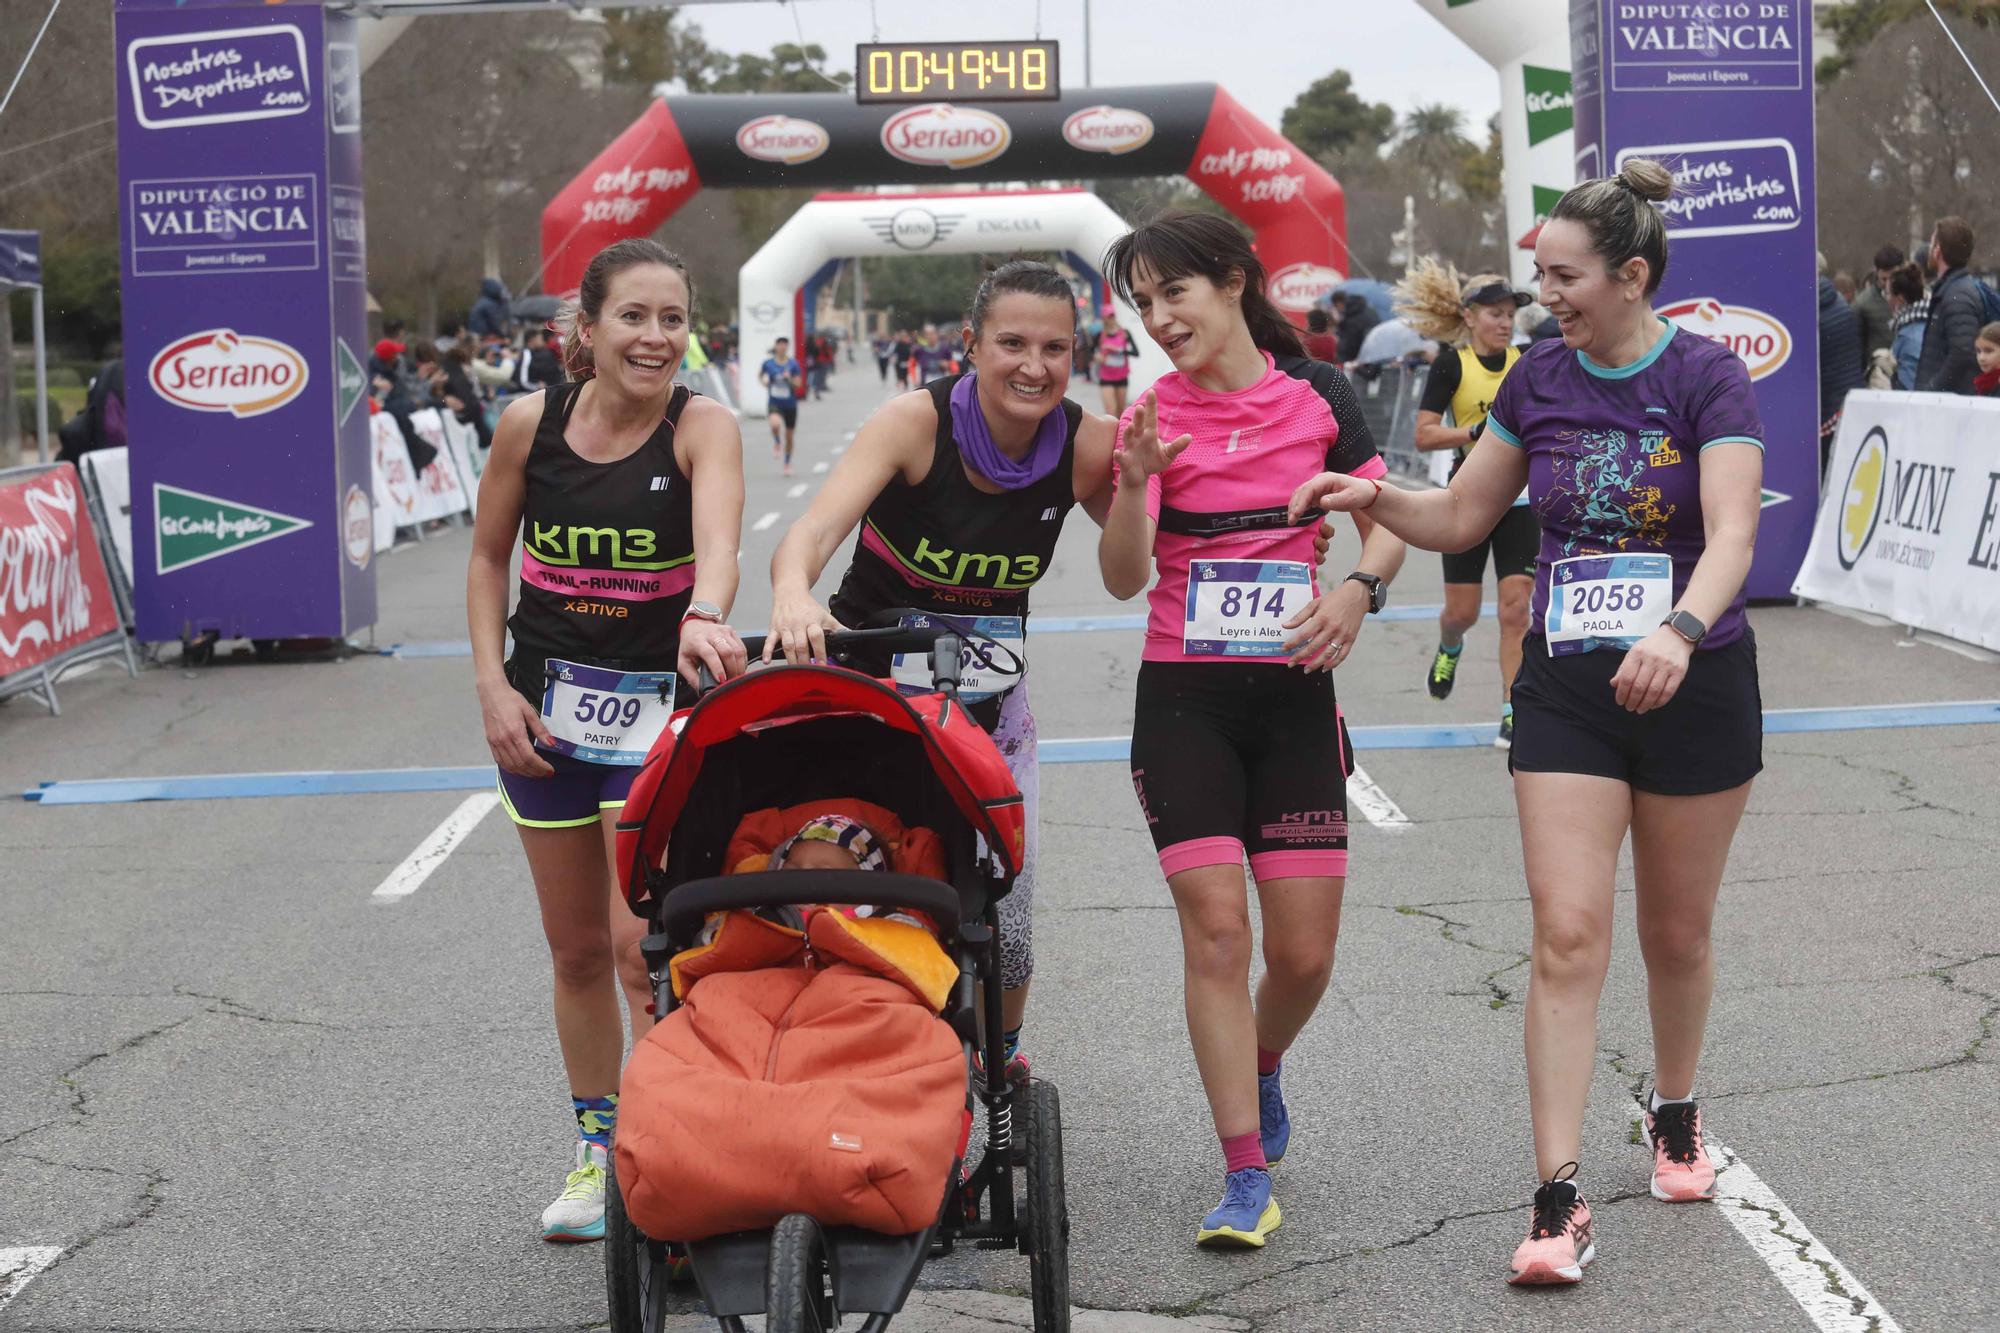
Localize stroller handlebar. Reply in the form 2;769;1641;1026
656;870;966;947
695;618;1008;697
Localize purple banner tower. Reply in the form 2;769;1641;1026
115;0;375;643
1570;0;1820;599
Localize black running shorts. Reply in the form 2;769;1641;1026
1129;662;1353;881
1508;630;1763;795
1442;504;1539;586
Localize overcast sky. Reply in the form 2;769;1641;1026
681;0;1502;133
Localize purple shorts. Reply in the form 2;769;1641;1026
496;748;637;829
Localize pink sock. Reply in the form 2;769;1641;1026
1221;1131;1267;1174
1257;1048;1282;1077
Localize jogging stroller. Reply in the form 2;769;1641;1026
607;626;1071;1333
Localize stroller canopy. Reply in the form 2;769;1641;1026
617;666;1026;906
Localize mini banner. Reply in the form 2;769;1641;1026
1793;392;2000;653
1570;0;1818;601
115;0;375;642
0;465;125;679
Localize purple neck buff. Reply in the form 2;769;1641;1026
950;371;1065;491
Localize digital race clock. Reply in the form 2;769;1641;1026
855;41;1061;104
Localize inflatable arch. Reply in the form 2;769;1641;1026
541;85;1349;410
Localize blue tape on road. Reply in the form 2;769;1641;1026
27;701;2000;803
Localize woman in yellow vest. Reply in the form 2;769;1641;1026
1400;260;1538;748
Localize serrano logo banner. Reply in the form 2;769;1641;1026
880;104;1012;169
1266;262;1345;314
735;114;830;165
1063;105;1155;155
1657;298;1793;381
148;328;310;418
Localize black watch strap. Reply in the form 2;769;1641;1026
1344;572;1386;614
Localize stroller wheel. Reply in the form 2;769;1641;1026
1022;1080;1071;1332
604;1141;672;1333
766;1213;837;1333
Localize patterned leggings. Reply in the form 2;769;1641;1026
988;683;1039;991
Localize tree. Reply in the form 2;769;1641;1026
1816;0;1996;83
1815;14;2000;271
1281;70;1397;163
1394;104;1476;204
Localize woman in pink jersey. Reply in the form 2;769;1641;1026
1099;213;1405;1250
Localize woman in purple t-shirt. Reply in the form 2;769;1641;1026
1291;159;1766;1289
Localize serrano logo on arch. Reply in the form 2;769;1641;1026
880;103;1012;170
1657;298;1792;381
1063;105;1155;156
735;114;830;165
1266;263;1345;314
148;328;310;418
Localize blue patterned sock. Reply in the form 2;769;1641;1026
572;1093;617;1149
1003;1026;1022;1063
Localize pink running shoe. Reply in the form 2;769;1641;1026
1507;1163;1595;1286
1644;1100;1717;1201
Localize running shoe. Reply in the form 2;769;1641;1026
1506;1163;1594;1285
1494;710;1515;750
1258;1067;1290;1166
1644;1100;1717;1202
540;1140;608;1243
1427;647;1460;700
1196;1168;1281;1249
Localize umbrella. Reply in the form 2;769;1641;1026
1318;278;1395;319
1354;319;1433;366
511;294;563;322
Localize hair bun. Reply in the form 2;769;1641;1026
1617;158;1676;204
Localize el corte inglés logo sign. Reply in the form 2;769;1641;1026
149;328;309;418
880;104;1012;170
735;115;830;165
1657;298;1792;381
1063;106;1155;156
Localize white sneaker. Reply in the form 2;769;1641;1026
540;1140;608;1243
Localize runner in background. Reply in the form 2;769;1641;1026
1302;307;1341;363
1291;160;1764;1287
892;329;914;389
1093;306;1134;416
466;238;748;1244
1398;259;1538;748
1098;212;1405;1252
761;338;804;476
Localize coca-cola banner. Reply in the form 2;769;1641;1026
0;466;125;681
114;0;376;643
542;84;1348;312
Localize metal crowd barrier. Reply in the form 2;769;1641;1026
1351;362;1430;482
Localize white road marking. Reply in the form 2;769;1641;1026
751;510;781;532
371;793;500;901
1345;763;1410;830
832;444;847;455
812;461;830;474
1708;1136;1903;1333
786;483;808;499
843;430;857;441
0;1248;63;1313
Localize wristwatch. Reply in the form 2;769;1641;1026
1664;609;1707;644
1343;572;1388;614
681;601;725;625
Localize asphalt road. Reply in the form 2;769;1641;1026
3;367;1996;1332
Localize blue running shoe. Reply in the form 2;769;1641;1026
1196;1168;1281;1249
1259;1067;1290;1166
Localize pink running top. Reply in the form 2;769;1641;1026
1115;352;1388;663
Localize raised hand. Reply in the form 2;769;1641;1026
1114;390;1193;482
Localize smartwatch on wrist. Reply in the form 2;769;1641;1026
1664;609;1706;645
682;601;725;625
1343;572;1388;615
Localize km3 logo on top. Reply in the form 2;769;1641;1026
126;25;312;130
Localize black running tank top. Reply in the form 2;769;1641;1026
507;382;696;667
830;374;1080;635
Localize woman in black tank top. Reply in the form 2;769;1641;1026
466;240;746;1241
766;260;1119;1089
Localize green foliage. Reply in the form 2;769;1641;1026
1816;0;1995;83
30;236;123;358
1281;70;1397;162
860;254;995;328
1095;177;1237;228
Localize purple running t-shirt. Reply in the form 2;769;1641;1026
1485;321;1764;650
